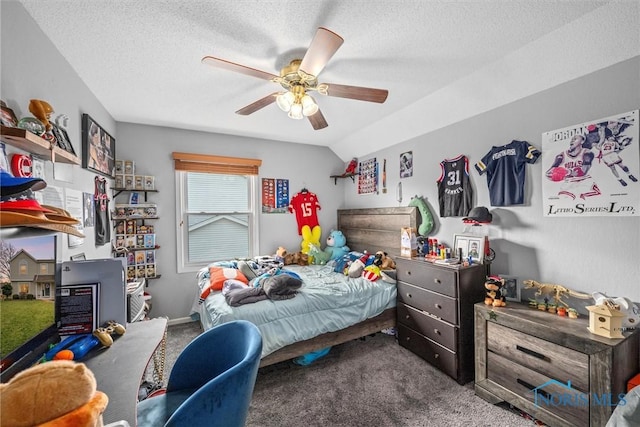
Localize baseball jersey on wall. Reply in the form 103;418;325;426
288;189;321;235
437;154;473;217
475;140;541;206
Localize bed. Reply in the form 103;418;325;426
192;206;419;367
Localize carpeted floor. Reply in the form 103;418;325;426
161;321;538;427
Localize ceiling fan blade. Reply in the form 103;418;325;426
235;93;278;115
202;56;279;81
298;27;344;77
322;83;388;103
307;109;328;130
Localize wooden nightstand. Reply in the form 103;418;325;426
474;303;640;427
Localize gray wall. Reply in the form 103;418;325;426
115;122;344;319
1;1;114;261
343;57;640;305
3;1;638;321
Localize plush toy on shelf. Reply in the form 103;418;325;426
484;276;506;307
0;360;109;427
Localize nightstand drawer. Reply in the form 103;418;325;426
397;282;458;324
487;351;588;427
398;324;457;379
395;259;457;297
397;303;457;351
487;322;589;392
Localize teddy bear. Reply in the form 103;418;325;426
484;276;506;307
373;251;396;270
325;230;350;260
283;251;309;266
275;246;287;263
0;360;109;427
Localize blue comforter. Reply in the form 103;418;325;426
192;264;396;358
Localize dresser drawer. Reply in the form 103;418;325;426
398;324;457;380
397;282;458;325
487;351;589;427
395;259;457;297
397;303;457;351
487;322;589;392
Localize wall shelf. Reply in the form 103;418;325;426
1;125;80;165
329;173;358;185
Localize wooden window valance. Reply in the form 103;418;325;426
172;152;262;175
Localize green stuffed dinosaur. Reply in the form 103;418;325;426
409;195;434;236
307;244;332;265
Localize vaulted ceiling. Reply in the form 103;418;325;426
18;1;639;161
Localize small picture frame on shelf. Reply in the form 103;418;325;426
135;175;144;190
51;123;76;156
498;274;520;302
144;176;155;191
124;160;134;175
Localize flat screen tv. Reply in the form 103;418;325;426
0;233;60;382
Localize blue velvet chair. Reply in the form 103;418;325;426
137;320;262;427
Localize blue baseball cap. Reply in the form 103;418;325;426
0;169;46;197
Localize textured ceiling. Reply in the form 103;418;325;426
17;0;639;161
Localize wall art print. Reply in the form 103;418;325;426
261;178;289;213
358;157;378;195
82;113;115;178
541;109;639;217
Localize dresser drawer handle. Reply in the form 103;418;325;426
434;329;440;335
405;315;411;320
434;303;442;310
434;278;441;284
433;353;439;359
406;293;412;299
517;379;550;400
516;345;550;362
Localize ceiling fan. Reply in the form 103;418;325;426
202;27;388;130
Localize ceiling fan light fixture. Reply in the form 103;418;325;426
276;91;295;112
301;95;318;116
288;103;304;120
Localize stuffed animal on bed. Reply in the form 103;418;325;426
307;244;331;265
325;230;350;260
373;251;396;270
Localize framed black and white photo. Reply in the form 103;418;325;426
82;113;115;178
498;274;520;302
51;123;76;156
400;151;413;178
453;233;485;264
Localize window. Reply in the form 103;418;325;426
40;263;48;274
173;152;261;273
19;260;27;275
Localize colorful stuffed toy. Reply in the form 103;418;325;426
408;195;434;236
300;225;322;257
199;266;249;303
307;244;332;265
484;276;506;307
325;230;350;260
373;251;396;270
0;360;108;427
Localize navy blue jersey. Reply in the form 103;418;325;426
475;140;541;206
437;154;473;217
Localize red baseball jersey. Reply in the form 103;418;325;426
288;190;321;235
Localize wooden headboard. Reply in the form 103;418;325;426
337;207;419;258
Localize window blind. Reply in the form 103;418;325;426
172;152;262;175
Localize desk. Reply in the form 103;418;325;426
85;317;167;426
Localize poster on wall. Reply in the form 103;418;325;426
400;151;413;178
541;110;639;217
358;157;378;195
261;178;289;213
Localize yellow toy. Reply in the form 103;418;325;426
300;225;322;262
0;360;109;426
28;99;54;131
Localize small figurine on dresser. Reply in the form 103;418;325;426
484;276;506;307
